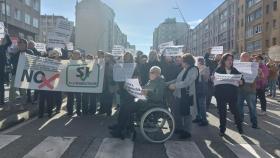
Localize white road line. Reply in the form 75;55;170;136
0;135;21;150
94;138;134;158
226;143;275;158
23;136;76;158
164;141;205;158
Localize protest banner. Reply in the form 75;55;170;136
0;22;4;39
234;62;259;83
113;63;136;82
35;43;46;52
214;73;242;87
125;79;146;100
112;45;125;56
211;46;223;55
163;45;184;56
14;53;105;93
268;46;280;62
158;41;174;53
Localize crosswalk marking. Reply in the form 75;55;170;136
164;141;205;158
23;136;76;158
226;143;275;158
0;135;21;150
94;138;134;158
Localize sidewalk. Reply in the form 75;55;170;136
0;97;38;131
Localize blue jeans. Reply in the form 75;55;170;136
238;91;257;126
268;80;277;97
195;96;208;122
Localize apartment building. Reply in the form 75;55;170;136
0;0;40;40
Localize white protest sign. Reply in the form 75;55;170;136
113;63;136;82
268;46;280;62
47;33;66;48
14;53;105;93
35;43;46;52
112;45;125;56
234;62;259;83
164;45;184;56
211;46;223;55
125;79;146;100
159;41;174;53
0;22;5;39
66;42;74;50
214;73;242;87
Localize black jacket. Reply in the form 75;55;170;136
10;49;34;75
0;35;12;72
214;66;242;100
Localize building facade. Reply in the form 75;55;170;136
76;0;130;54
39;15;74;48
0;0;40;40
188;0;237;56
153;18;190;50
189;0;280;56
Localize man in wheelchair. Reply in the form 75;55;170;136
109;66;166;139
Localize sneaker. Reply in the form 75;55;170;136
258;111;266;116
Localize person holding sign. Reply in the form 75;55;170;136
168;54;199;139
237;52;258;129
213;53;243;136
110;66;165;139
0;34;12;106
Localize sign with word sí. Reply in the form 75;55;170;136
211;46;223;55
35;43;46;52
113;63;136;82
214;73;242;87
112;45;125;56
164;45;184;56
14;53;105;93
125;79;146;100
234;62;259;83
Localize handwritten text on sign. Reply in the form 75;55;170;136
234;62;259;83
214;73;242;87
125;79;146;100
211;46;223;55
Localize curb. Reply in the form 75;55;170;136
0;107;38;131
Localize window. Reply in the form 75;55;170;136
273;38;277;45
266;22;269;31
273;19;277;28
25;0;32;6
1;4;10;16
14;8;21;21
273;0;277;11
33;0;40;11
33;18;39;28
254;24;262;34
25;14;31;24
247;8;262;22
266;5;270;14
266;40;270;48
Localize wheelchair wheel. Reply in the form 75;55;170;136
140;107;175;143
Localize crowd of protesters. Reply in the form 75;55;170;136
1;33;279;140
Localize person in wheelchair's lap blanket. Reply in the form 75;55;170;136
110;66;165;138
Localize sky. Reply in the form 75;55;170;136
41;0;224;53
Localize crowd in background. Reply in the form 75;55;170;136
1;33;280;140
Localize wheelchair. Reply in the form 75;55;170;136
131;104;175;144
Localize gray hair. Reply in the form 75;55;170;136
150;66;161;75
